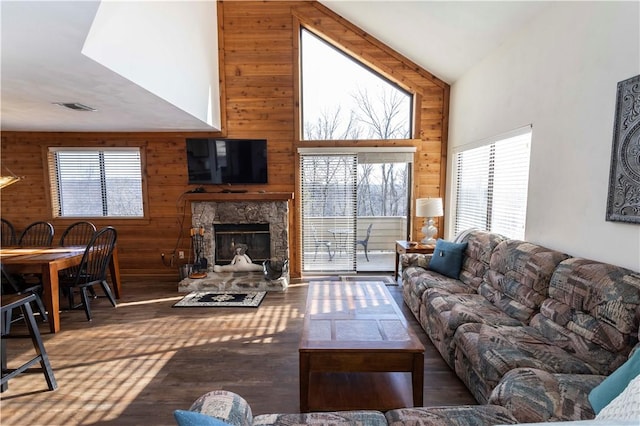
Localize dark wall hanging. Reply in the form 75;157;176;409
606;74;640;223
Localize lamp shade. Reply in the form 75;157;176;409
416;198;443;217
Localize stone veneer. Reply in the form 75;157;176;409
178;200;290;292
192;200;289;269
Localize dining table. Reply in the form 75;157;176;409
0;245;122;333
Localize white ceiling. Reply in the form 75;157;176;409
0;1;550;133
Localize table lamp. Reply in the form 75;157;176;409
416;198;443;245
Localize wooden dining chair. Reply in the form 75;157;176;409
60;226;118;321
59;221;96;247
5;221;54;328
1;219;16;247
59;221;97;298
18;221;54;247
1;266;48;334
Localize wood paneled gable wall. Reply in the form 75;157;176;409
0;1;449;279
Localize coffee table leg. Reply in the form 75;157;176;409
299;352;310;412
412;352;424;407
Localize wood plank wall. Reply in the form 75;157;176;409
0;1;449;280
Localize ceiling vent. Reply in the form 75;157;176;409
53;102;97;112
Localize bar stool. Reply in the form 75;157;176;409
1;293;57;392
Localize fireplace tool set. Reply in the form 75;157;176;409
189;226;207;278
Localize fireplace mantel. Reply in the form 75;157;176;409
184;191;293;202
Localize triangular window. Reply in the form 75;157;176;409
300;28;413;141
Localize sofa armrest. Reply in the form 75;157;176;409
400;253;433;270
189;390;254;426
489;368;604;423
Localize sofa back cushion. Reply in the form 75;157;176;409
531;258;640;374
456;230;507;290
479;240;571;323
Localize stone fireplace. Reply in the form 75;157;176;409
192;199;289;270
178;195;291;293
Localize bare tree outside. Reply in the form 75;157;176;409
351;87;410;139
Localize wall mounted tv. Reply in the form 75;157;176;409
186;138;268;185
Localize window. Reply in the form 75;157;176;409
48;148;144;218
453;127;531;240
300;28;412;140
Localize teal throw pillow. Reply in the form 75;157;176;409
174;410;233;426
588;348;640;414
427;239;468;279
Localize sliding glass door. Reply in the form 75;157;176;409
301;154;357;272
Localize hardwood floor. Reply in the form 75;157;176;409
0;276;475;425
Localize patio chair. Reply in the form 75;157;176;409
312;227;334;261
356;223;373;262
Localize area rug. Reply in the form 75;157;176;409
173;291;266;308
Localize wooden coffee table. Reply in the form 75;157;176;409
299;280;424;412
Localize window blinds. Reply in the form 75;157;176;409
300;154;357;272
48;148;143;218
454;129;531;240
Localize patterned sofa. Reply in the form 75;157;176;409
173;230;639;425
401;229;640;423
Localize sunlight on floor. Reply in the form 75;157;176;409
1;296;303;425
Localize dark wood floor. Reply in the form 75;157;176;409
0;275;475;425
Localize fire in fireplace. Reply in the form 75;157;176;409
214;223;270;265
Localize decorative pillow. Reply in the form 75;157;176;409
588;348;640;414
427;239;468;279
174;410;233;426
596;373;640;420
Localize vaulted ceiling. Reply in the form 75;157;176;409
0;1;549;132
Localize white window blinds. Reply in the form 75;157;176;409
300;154;358;272
454;128;531;240
48;148;144;218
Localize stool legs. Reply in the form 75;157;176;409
1;294;57;392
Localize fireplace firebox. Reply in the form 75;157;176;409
214;223;270;265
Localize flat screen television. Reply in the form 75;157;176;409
186;138;268;185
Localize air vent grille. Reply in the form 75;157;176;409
53;102;97;112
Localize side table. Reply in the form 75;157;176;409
395;240;435;281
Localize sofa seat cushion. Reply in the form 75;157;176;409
489;367;603;423
385;404;518;425
402;268;477;319
253;411;388;426
453;323;598;403
423;289;522;367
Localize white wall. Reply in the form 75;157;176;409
448;1;640;271
83;1;220;129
